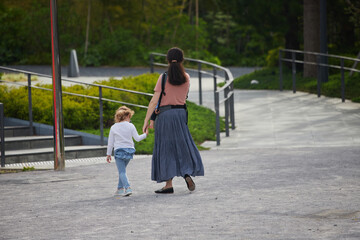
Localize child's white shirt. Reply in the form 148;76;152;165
106;121;147;155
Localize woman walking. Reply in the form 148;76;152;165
143;47;204;194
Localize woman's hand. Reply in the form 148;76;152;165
143;91;160;132
143;121;149;134
106;155;112;163
149;120;155;129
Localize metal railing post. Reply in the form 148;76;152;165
0;103;5;167
213;67;217;111
150;54;154;73
224;71;229;82
198;62;202;105
230;81;235;130
27;74;33;135
224;72;230;135
99;86;104;146
279;49;283;91
215;91;220;146
340;58;345;102
292;52;296;93
224;87;229;137
317;55;321;98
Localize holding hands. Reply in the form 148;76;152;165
143;120;155;135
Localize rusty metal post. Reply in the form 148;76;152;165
50;0;65;170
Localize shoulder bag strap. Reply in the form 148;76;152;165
154;72;167;113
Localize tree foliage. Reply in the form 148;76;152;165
0;0;358;67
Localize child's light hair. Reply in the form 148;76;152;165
114;106;134;123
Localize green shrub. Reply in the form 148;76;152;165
233;67;360;102
0;72;225;131
266;47;282;67
22;166;35;171
1;72;225;153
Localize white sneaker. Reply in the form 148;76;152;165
114;188;125;196
124;187;132;196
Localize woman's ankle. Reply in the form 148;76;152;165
164;179;173;189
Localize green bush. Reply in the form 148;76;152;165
0;74;155;129
233;67;360;102
0;73;224;152
266;47;282;67
80;28;146;66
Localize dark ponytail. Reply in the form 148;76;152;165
166;47;187;85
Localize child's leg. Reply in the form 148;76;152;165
115;158;131;189
115;158;125;189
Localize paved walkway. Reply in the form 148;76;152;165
195;90;360;149
1;67;360;239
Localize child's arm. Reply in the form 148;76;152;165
106;128;114;162
131;124;147;142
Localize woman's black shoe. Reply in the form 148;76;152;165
184;174;195;191
155;187;174;194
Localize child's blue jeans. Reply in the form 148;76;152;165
114;148;135;189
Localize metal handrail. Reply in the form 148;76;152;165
0;66;153;97
150;52;235;145
279;49;360;102
281;49;360;62
0;66;153;152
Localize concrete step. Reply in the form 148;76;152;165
0;135;82;151
4;126;35;137
2;145;107;164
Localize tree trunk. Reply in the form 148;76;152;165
84;0;91;59
303;0;320;78
188;0;193;24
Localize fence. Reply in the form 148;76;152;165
0;66;153;148
150;52;235;145
0;54;235;166
279;49;360;102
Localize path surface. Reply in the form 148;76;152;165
1;66;360;239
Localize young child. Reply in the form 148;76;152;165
106;106;147;197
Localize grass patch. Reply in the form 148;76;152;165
1;73;38;82
233;67;360;102
22;166;35;171
0;169;22;174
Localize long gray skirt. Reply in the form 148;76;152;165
152;108;204;183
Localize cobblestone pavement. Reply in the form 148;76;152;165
0;146;359;240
